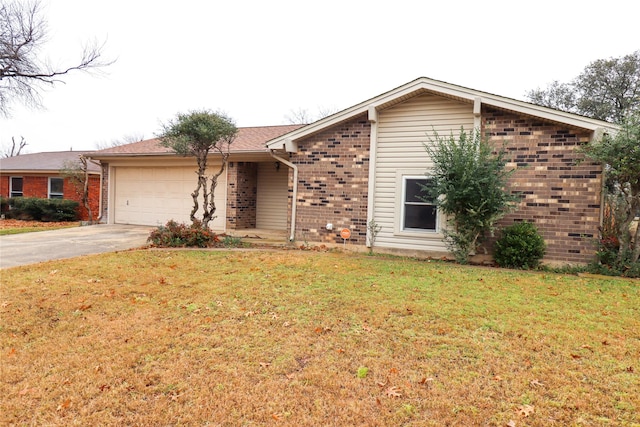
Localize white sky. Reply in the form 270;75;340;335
2;0;639;154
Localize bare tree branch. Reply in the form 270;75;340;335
1;135;27;157
0;0;114;116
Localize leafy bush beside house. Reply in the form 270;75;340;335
423;127;519;264
4;197;79;222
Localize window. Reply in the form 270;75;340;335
402;177;437;231
10;177;23;197
49;177;64;199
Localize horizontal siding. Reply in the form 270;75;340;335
373;93;474;251
256;163;288;230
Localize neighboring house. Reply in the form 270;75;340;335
266;77;617;264
88;125;303;231
0;151;101;221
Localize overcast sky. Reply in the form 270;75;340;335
2;0;639;154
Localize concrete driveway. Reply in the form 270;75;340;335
0;224;153;269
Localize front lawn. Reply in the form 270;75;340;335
1;250;638;426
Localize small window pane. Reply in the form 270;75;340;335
405;204;437;230
405;179;434;203
49;178;64;199
10;177;23;197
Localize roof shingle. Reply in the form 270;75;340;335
93;125;304;155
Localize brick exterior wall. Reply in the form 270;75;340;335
483;107;602;264
0;174;101;221
226;162;257;229
289;114;371;245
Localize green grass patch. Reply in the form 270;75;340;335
1;250;638;426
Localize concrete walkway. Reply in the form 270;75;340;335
0;224;153;269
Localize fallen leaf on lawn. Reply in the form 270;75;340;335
571;354;582;359
336;348;345;353
517;404;534;417
506;420;517;427
529;379;544;388
376;397;382;406
78;304;92;311
385;386;402;398
418;377;434;385
271;413;280;421
56;399;71;411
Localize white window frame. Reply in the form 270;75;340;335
395;172;440;235
48;177;64;199
10;176;23;197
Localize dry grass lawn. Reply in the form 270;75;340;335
1;249;638;426
0;219;79;235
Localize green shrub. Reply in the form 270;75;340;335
5;197;79;221
494;222;546;269
148;220;218;248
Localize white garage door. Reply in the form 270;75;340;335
114;166;226;230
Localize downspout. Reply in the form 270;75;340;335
270;149;298;242
85;156;103;222
365;106;378;248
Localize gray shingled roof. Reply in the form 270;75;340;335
0;151;101;173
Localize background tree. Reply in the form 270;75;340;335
1;135;27;157
0;0;111;116
424;128;519;263
526;50;640;123
159;110;237;229
61;155;95;223
94;132;145;150
284;105;338;124
582;112;640;264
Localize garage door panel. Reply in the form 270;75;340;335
114;166;226;229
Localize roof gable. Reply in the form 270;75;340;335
266;77;618;150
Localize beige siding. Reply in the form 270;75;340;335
113;165;226;230
256;162;288;230
373;93;474;251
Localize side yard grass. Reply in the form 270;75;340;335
1;250;638;426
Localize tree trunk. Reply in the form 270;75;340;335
191;152;207;225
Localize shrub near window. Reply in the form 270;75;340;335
494;222;546;269
5;197;79;221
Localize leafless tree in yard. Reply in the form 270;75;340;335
1;135;27;157
61;155;95;224
0;0;113;116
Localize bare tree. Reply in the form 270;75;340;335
1;135;27;157
61;155;95;224
0;0;112;116
94;132;145;150
284;106;338;124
